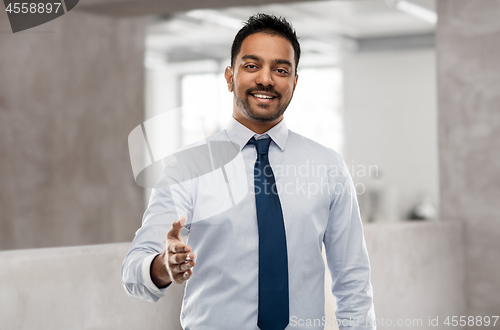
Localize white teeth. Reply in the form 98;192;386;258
253;94;273;99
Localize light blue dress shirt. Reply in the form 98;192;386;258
122;117;376;330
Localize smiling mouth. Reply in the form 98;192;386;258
252;94;275;99
249;91;279;101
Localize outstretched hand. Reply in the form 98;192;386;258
151;216;195;287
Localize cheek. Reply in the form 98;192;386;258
234;83;245;95
279;81;295;96
236;75;253;89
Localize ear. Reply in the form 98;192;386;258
293;73;299;91
224;66;234;92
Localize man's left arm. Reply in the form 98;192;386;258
323;155;376;330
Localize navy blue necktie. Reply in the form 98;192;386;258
247;137;289;330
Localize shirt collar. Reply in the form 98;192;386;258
226;116;288;152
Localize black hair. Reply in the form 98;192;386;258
231;13;301;74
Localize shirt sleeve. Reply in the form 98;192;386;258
121;170;192;303
323;155;376;329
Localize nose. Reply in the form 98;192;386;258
255;67;274;87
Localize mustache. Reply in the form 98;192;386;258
246;86;281;98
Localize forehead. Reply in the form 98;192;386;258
237;32;295;66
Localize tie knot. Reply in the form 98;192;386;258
247;137;271;155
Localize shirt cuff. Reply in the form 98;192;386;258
141;253;171;296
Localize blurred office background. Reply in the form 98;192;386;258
0;0;499;329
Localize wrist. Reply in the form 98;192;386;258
150;253;172;288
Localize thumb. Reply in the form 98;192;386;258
167;216;186;241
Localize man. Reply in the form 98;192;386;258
122;14;376;330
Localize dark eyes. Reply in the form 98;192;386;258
244;64;289;75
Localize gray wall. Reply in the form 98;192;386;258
0;243;184;330
0;11;146;250
437;0;500;322
364;222;465;330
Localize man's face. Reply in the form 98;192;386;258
225;32;298;128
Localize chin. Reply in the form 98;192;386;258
236;95;287;124
248;110;283;123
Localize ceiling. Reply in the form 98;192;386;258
146;0;436;66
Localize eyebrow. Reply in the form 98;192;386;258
241;55;292;68
274;59;292;68
241;54;261;62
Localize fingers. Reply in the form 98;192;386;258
171;259;195;273
165;216;196;284
167;216;190;253
172;268;193;283
169;255;195;284
167;216;187;241
169;251;194;264
168;241;190;254
169;250;195;267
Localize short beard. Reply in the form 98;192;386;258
233;82;293;123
